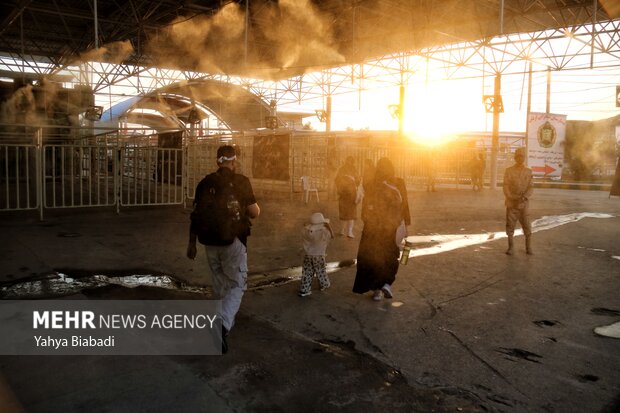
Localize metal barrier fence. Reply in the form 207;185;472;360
2;127;514;218
43;145;116;209
42;144;185;210
291;134;329;193
2;140;184;218
120;146;184;206
182;132;509;201
1;143;40;211
287;134;509;194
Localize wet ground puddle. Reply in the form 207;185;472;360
0;212;615;299
405;212;614;259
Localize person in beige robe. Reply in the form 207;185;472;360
503;148;534;255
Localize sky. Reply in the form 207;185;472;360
297;65;620;144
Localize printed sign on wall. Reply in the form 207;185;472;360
527;112;567;178
252;134;291;181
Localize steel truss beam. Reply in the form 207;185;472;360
2;19;619;116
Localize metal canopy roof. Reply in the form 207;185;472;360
1;0;618;78
99;80;274;131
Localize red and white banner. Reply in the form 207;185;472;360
527;112;566;178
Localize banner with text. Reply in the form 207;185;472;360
527;112;567;178
0;300;222;355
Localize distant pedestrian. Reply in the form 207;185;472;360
362;158;375;191
471;152;486;191
610;143;620;198
335;156;359;238
327;149;339;200
353;157;411;301
469;153;478;191
425;150;437;192
187;145;260;353
503;147;533;255
298;212;334;297
476;152;486;190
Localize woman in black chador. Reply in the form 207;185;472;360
353;157;410;301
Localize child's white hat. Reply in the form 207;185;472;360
310;212;330;224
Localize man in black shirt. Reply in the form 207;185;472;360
187;145;260;353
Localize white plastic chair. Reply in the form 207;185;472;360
301;176;319;203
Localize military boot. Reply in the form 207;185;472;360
526;236;533;255
505;235;514;255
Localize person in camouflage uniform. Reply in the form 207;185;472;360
503;148;534;255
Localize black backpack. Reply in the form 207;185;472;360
191;170;245;246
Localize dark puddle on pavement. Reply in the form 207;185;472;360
533;319;561;328
0;260;358;299
57;232;82;238
249;259;356;289
496;347;543;363
591;307;620;316
576;374;599;383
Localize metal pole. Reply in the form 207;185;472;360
546;68;551;113
591;0;597;69
490;74;501;190
20;13;25;83
115;143;120;214
399;85;405;138
398;55;406;138
326;95;332;132
525;62;532;165
499;0;504;35
94;0;98;49
37;128;43;221
244;0;249;67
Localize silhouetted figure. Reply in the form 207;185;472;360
362;158;375;191
610;145;620;198
472;152;486;191
503;148;533;255
353;157;411;301
425;150;437;192
335;156;359;238
187;145;260;353
326;149;338;200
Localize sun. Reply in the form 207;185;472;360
401;80;486;146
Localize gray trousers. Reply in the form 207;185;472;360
506;206;531;237
204;238;248;331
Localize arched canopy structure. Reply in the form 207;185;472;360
99;79;278;133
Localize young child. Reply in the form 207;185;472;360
299;212;334;297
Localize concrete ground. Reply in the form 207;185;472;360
0;186;619;412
